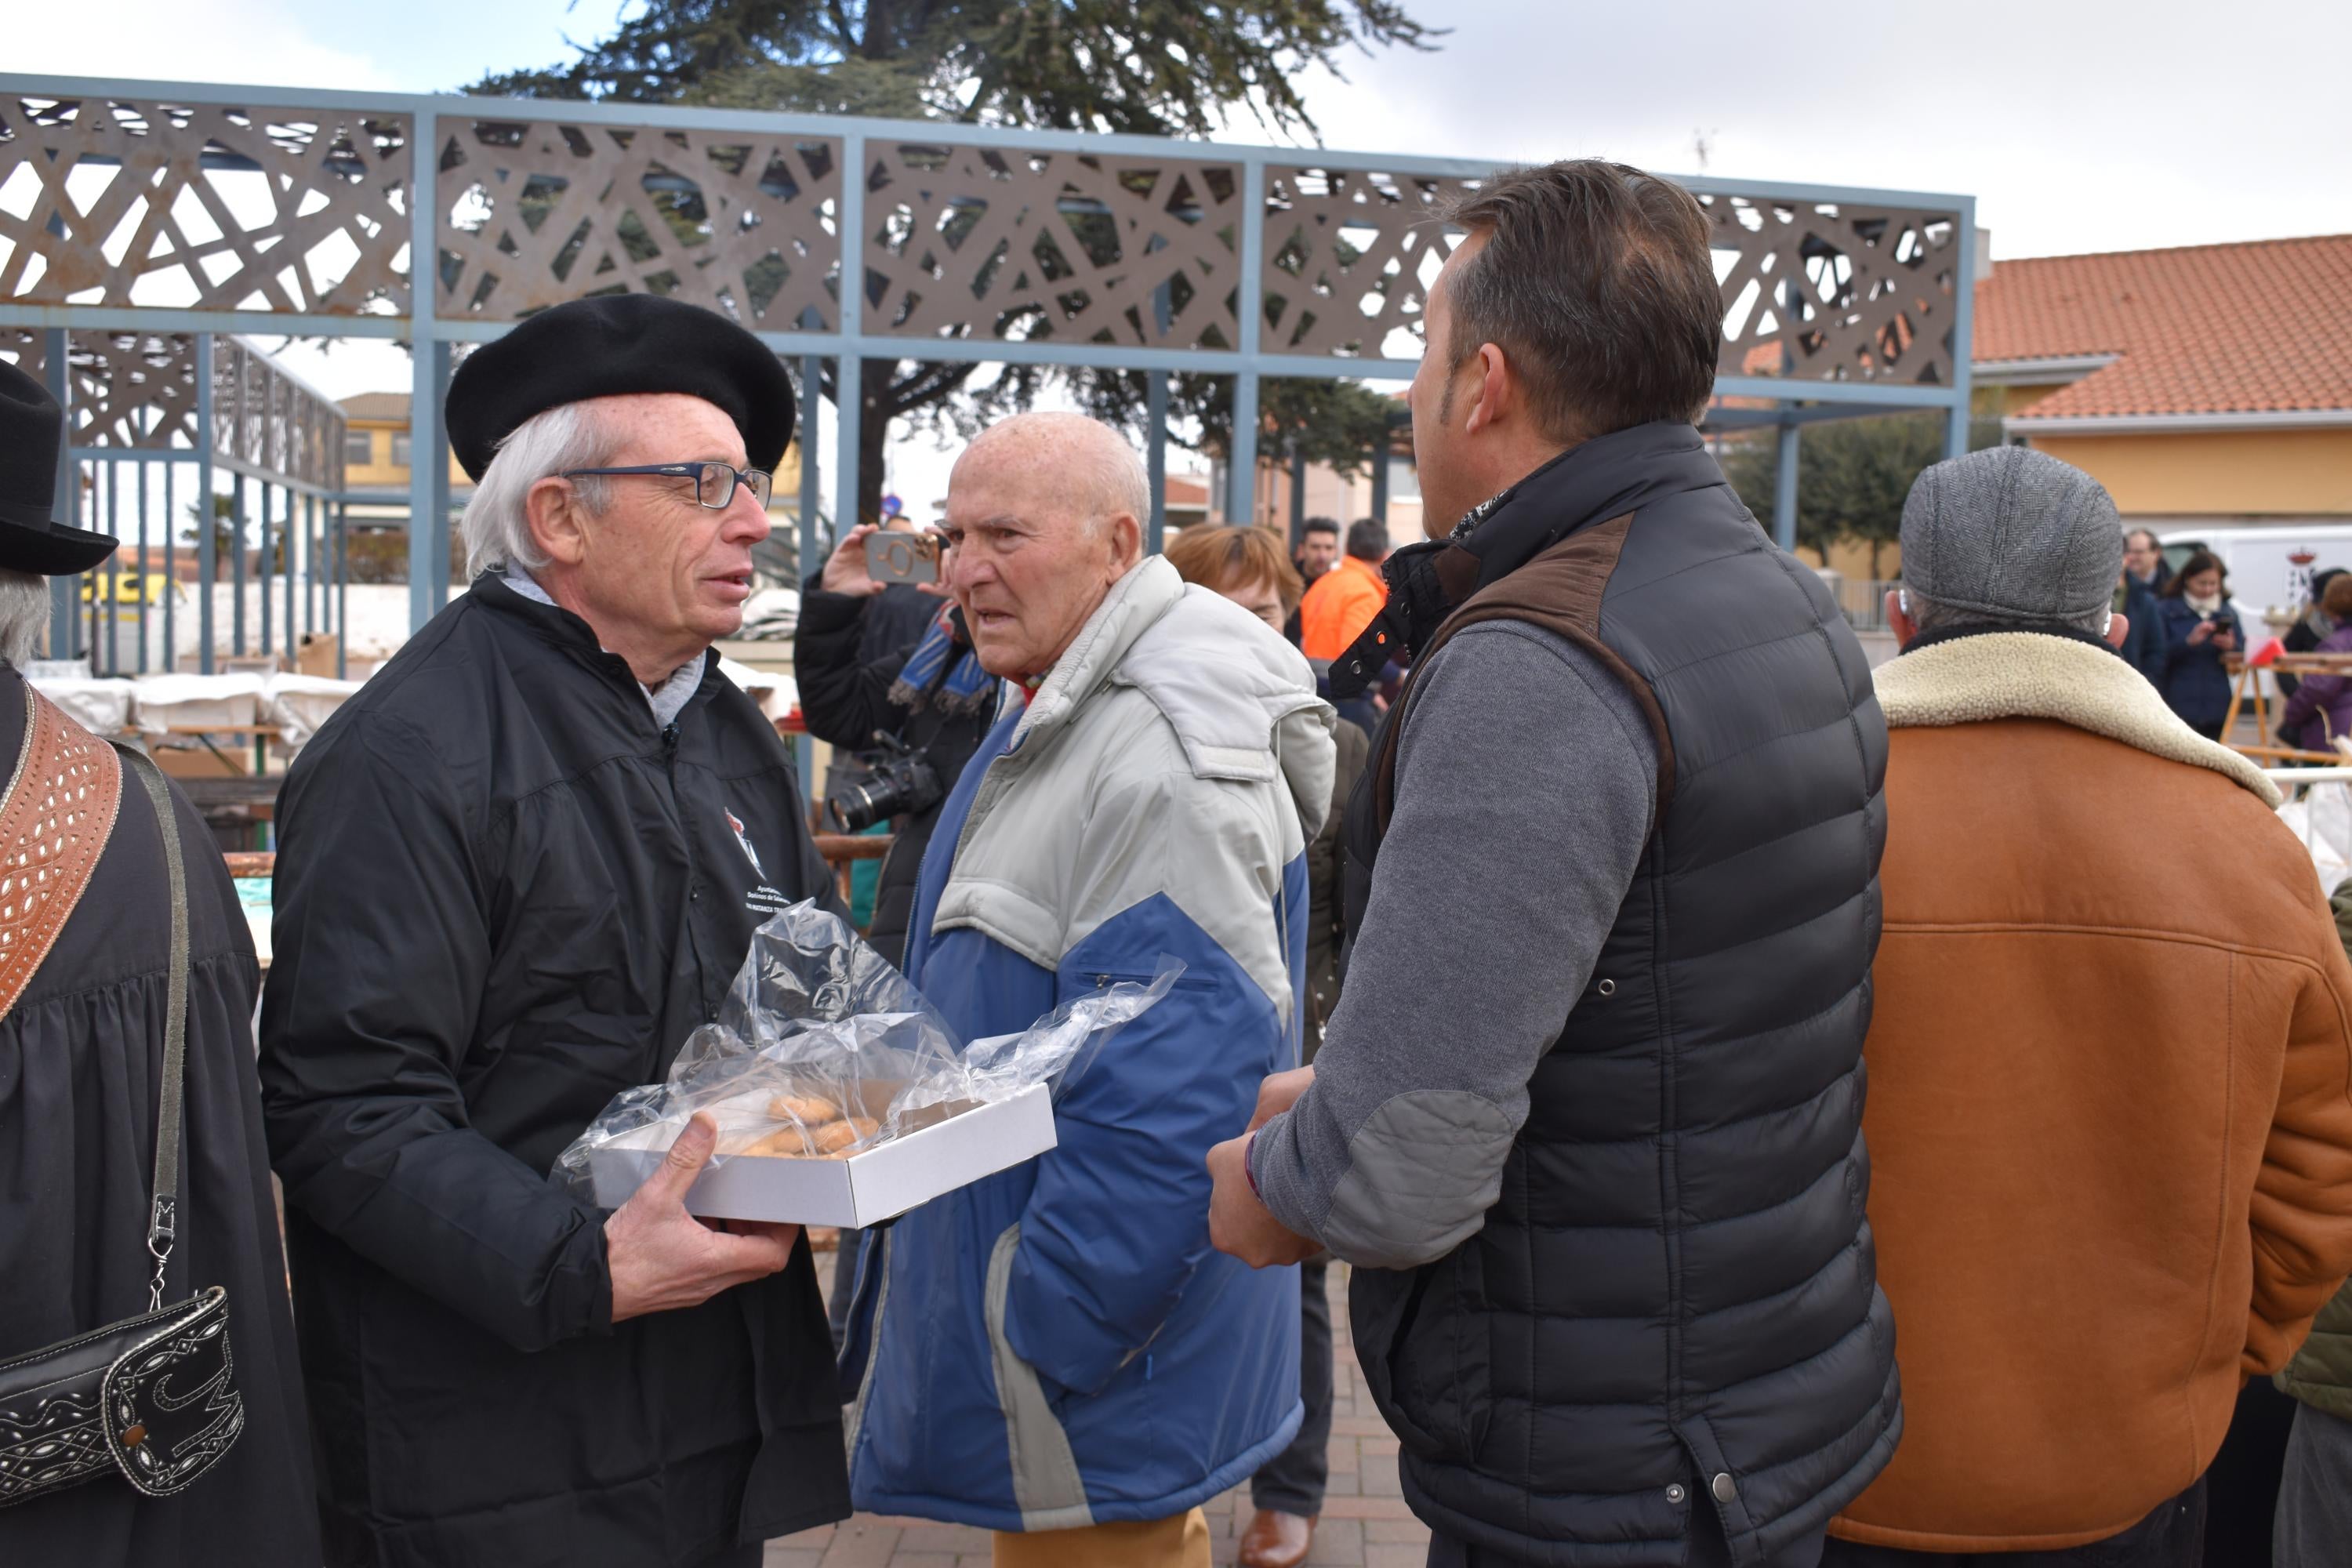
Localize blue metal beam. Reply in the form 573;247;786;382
42;328;74;658
335;501;349;679
407;340;448;630
66;445;341;499
797;354;822;575
1145;371;1169;553
427;340;453;609
407;106;441;633
1773;421;1801;554
836;129;866;533
162;460;176;672
1229;160;1266;526
195;332;215;673
1711;376;1962;410
1704;402;1928;431
0;303;411;338
796;349;822;815
1947;198;1979;458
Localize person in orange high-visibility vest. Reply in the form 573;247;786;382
1297;518;1390;660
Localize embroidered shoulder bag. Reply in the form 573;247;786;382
0;687;245;1507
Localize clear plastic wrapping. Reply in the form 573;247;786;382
555;900;1178;1203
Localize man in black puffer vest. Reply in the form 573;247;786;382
1208;161;1900;1567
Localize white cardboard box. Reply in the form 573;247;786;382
585;1080;1056;1228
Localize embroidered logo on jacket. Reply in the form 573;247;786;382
725;808;768;879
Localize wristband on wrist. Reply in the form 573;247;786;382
1243;1130;1264;1202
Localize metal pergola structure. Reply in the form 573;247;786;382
3;328;351;677
2;74;1976;666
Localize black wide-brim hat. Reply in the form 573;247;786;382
445;295;796;484
0;359;118;576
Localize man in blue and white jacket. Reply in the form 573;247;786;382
839;413;1335;1566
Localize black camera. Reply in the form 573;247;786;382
824;732;945;833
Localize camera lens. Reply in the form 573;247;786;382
825;749;945;834
825;777;898;834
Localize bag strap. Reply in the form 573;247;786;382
113;743;191;1313
0;685;125;1018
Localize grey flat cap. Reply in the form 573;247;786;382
1900;446;2122;622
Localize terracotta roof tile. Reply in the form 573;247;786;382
1976;234;2352;419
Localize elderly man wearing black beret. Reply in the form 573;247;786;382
258;296;851;1568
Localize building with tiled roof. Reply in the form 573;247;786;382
1972;234;2352;524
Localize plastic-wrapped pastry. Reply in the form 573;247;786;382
738;1126;814;1157
812;1116;879;1154
554;901;1183;1206
733;1115;880;1159
768;1093;840;1126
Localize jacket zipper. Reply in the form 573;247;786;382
658;717;718;1021
844;1226;892;1471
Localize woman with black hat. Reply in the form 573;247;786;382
0;358;320;1565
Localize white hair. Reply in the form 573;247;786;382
0;568;49;667
459;401;619;579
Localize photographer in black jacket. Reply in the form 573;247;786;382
793;517;996;1345
793;520;993;968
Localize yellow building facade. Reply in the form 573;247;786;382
2023;428;2352;519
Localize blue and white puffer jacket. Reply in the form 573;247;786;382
840;556;1337;1530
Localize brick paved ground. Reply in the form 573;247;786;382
769;1256;1425;1567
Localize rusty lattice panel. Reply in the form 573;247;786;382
1;330;343;487
4;328;198;449
437;119;843;327
857;144;1241;351
1261;166;1477;359
1708;196;1960;385
0;95;411;315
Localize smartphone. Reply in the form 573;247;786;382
869;532;941;586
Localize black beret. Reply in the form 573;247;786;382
445;295;795;483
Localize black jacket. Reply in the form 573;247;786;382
1345;424;1899;1565
2118;572;2168;687
0;671;319;1568
1303;717;1369;1049
258;577;851;1568
2277;584;2341;702
793;584;990;967
854;580;943;668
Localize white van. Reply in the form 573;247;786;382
2158;524;2352;625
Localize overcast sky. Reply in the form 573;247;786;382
13;0;2347;515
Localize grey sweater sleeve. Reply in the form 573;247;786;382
1249;620;1657;1269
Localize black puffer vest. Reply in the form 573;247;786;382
1344;423;1900;1566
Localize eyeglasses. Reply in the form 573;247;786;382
561;462;773;510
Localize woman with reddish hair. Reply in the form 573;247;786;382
1162;524;1363;1568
